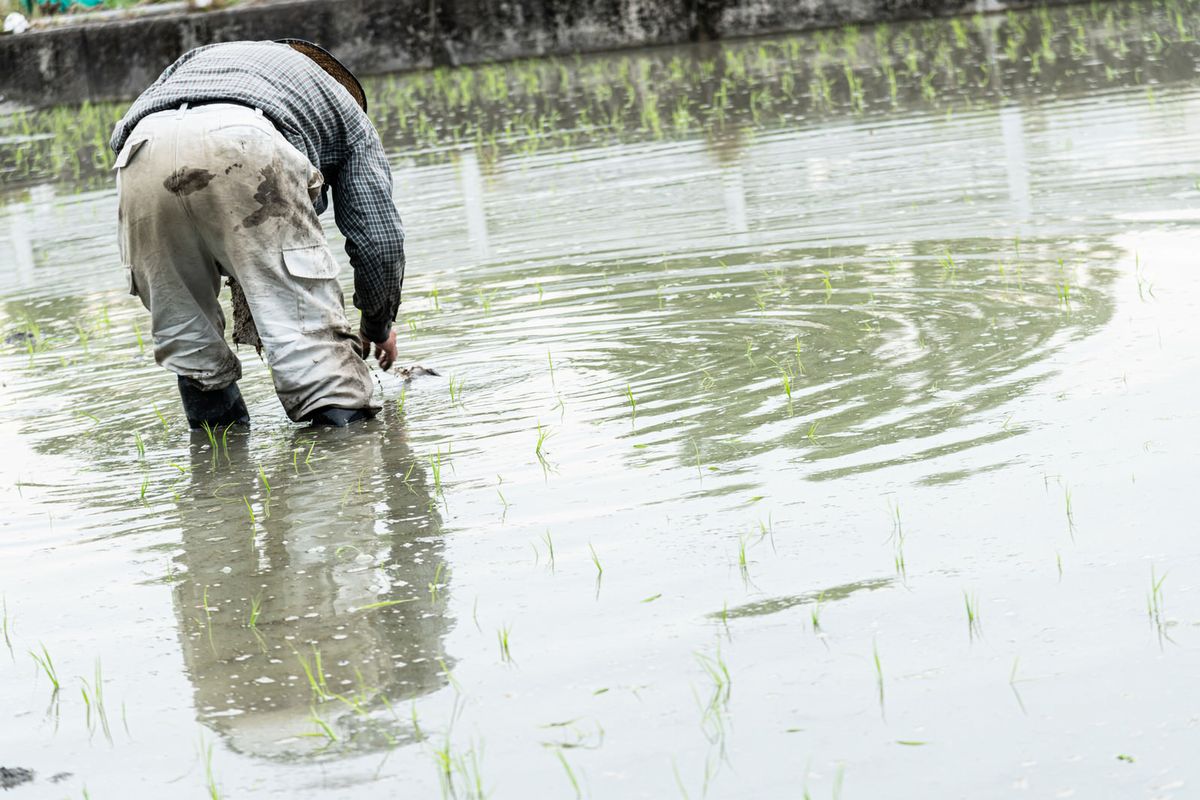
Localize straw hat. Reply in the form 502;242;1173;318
277;38;367;112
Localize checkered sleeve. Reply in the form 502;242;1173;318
331;126;405;343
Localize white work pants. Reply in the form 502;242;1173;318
115;103;376;421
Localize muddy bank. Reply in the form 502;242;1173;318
1;0;1100;107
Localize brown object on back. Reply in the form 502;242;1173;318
277;39;367;112
227;276;263;354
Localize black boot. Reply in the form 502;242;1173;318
307;407;376;427
177;376;251;429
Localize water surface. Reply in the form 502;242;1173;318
2;1;1199;797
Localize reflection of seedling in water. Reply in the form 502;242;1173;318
79;658;112;742
542;530;556;571
1134;252;1155;300
2;596;13;658
554;748;583;799
305;707;338;743
1147;566;1170;644
429;562;447;603
873;639;885;715
889;500;907;580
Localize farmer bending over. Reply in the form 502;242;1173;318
110;40;403;428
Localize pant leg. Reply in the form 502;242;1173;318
117;110;242;391
180;106;377;422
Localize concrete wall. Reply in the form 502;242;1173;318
1;0;1062;107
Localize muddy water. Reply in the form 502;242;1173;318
2;1;1200;797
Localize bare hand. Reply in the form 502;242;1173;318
359;329;397;372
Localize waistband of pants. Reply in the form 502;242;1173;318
172;101;264;117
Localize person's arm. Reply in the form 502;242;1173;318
331;126;405;353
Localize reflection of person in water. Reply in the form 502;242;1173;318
170;413;451;759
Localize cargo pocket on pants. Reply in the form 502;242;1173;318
281;245;342;334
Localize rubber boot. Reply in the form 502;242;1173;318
177;376;251;429
307;407;376;427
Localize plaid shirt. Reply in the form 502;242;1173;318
110;41;404;342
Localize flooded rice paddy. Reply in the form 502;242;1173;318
2;0;1200;796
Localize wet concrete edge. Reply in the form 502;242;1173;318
1;0;1097;107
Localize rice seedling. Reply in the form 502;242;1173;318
737;534;751;585
201;735;221;800
806;420;820;443
133;431;145;459
497;624;514;663
625;383;638;425
810;591;825;631
149;403;170;433
429;449;445;497
448;374;466;406
396;386;408;414
964;591;982;640
589;543;603;577
295;646;332;702
695;645;732;747
938;248;959;281
535;422;553;473
30;642;60;692
819;269;834;302
200;421;218;452
1064;484;1075;535
872;639;885;716
547;350;556;386
542;530;556;571
245;592;264;629
429;562;447;603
